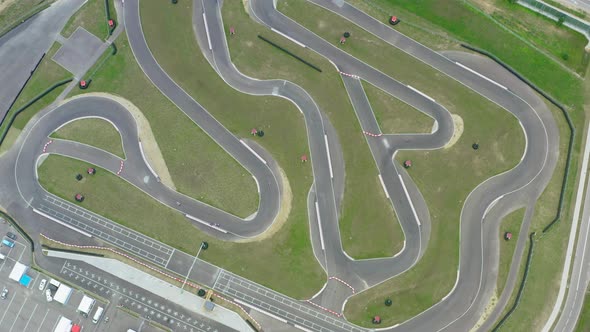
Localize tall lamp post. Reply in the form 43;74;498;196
181;241;208;293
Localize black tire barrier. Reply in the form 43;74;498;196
110;42;117;55
492;232;536;331
0;210;34;252
0;78;73;147
104;0;114;36
40;245;105;257
460;44;575;234
197;289;206;297
0;53;46;128
258;35;322;73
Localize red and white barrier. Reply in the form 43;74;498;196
338;71;360;79
116;160;124;175
42;140;53;153
363;130;382;137
329;276;355;294
305;299;342;317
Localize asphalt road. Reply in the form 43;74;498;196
0;0;573;331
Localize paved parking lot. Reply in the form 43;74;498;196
0;221;108;332
52;27;104;78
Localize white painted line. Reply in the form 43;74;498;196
398;174;421;226
378;174;390;199
234;298;288;323
36;309;50;332
22;303;38;332
139;142;158;179
294;324;313;332
324;134;333;179
9;298;28;332
33;208;92;237
519;120;528;162
252;175;260;193
240;140;267;165
542;123;590;331
407;85;435;102
483;194;504;219
202;13;212;50
315;201;325;250
185;214;228;233
456;62;508;90
441;268;461;301
271;28;307;48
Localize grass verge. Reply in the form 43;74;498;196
362;81;434;134
278;0;524;325
68;34;258;219
497;208;525;296
575;291;590;331
222;0;403;258
346;0;583;107
61;0;114;40
50;118;125;158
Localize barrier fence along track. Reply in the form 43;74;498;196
0;78;73;147
39;234;262;330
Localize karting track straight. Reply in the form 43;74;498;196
0;0;563;331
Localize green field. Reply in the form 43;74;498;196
61;0;114;39
497;208;525;296
47;0;329;298
363;81;434;134
347;0;584;107
278;0;525;325
51;118;125;158
222;0;404;259
68;34;258;219
576;291;590;331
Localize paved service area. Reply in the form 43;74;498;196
52;27;104;78
0;221;106;332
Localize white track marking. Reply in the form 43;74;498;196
315;201;325;250
240;140;267;165
234;299;288;323
398;174;421;226
271;28;307;47
324;134;333;179
378;174;389;199
202;13;212;50
407;85;435;102
33;208;92;237
455;62;508;90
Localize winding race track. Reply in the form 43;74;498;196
3;0;564;331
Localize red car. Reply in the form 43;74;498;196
71;324;81;332
389;16;400;25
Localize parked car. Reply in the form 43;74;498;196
45;289;52;302
1;287;8;299
5;232;15;240
39;279;47;291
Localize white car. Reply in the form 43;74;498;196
45;289;52;302
38;279;47;291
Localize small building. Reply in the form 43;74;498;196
75;194;84;202
9;262;28;282
79;80;87;88
229;26;235;35
53;316;72;332
301;154;308;163
403;160;412;168
54;284;73;305
19;274;32;288
87;168;96;175
505;232;513;241
108;19;115;28
340;36;346;44
77;295;95;317
250;128;258;136
372;316;381;324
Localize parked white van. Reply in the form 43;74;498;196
92;306;104;323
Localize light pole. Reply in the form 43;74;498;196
181;241;207;293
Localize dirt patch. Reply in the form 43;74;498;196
0;0;17;15
470;291;498;332
236;166;292;243
58;93;176;190
444;114;464;149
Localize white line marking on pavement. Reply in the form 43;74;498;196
324;134;333;179
33;208;93;237
483;194;504;219
139;142;158;179
315;201;325;251
542;123;590;331
9;298;28;332
398;174;421;226
36;309;50;332
252;175;260;193
0;289;17;325
234;298;288;323
240;140;267;165
407;85;435;102
455;62;508;90
185;214;228;233
22;303;38;332
271;28;307;47
164;249;174;269
294;324;313;332
202;13;212;50
378;174;389;198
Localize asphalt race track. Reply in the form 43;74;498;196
0;0;567;331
